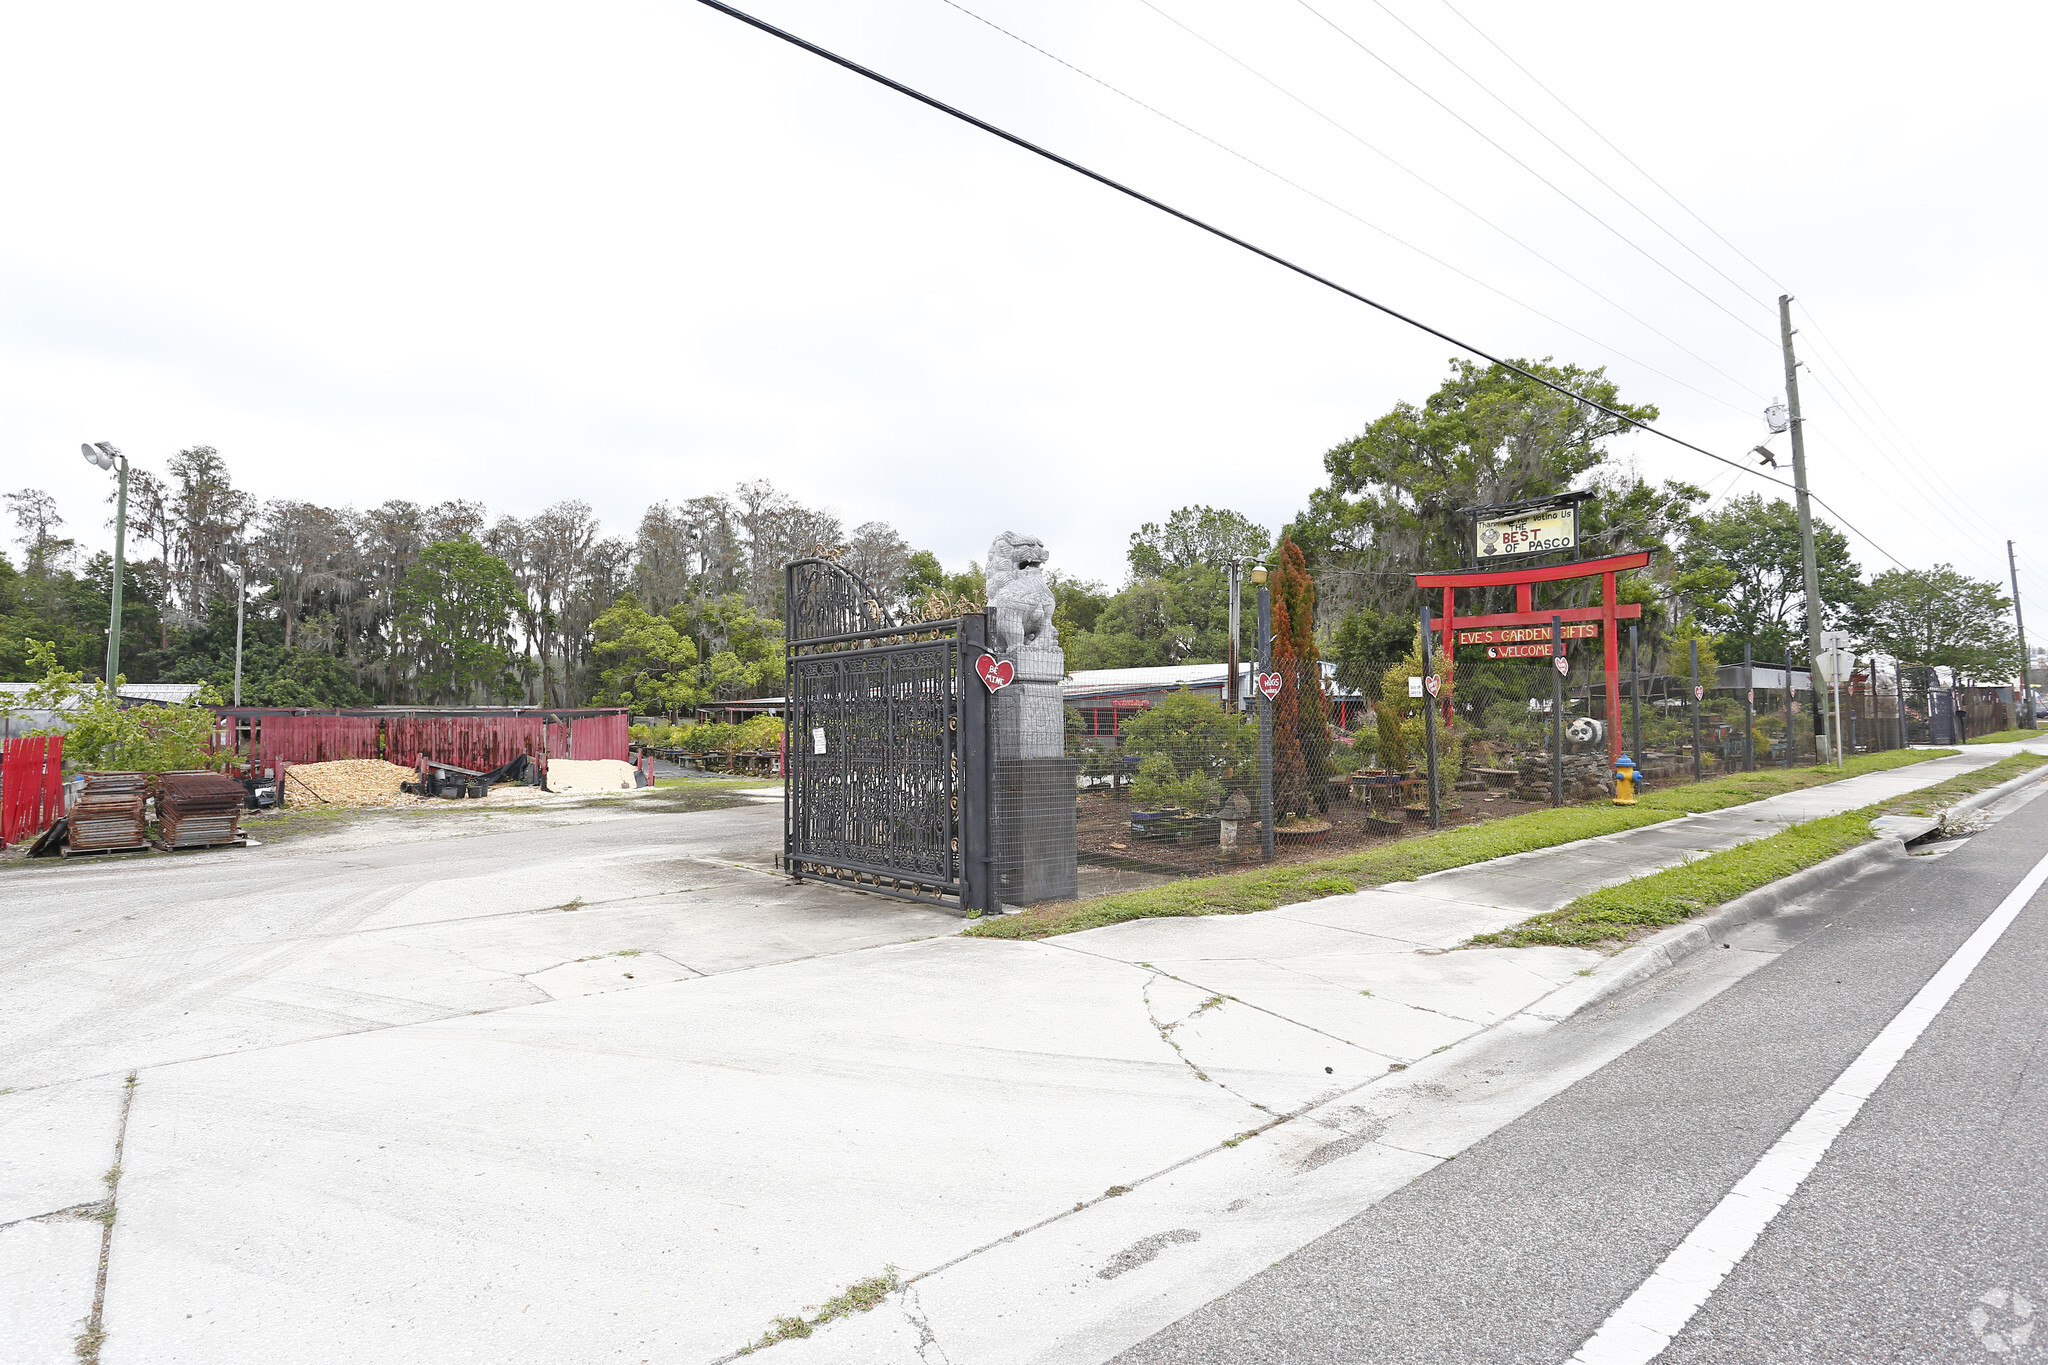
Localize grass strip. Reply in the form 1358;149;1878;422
1967;727;2048;745
1470;752;2048;949
964;748;1957;941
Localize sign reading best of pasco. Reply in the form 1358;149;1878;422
1476;504;1578;559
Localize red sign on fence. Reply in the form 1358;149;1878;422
1;736;65;847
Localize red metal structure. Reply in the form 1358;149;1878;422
1;736;66;846
1416;549;1650;769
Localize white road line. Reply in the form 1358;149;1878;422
1567;842;2048;1365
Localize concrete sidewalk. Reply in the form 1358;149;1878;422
3;746;2036;1364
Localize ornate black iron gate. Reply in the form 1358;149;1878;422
783;558;996;913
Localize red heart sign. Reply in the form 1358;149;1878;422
1553;656;1570;676
1256;672;1282;701
1694;685;1705;701
1424;675;1440;697
975;654;1015;692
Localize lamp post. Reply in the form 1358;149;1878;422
80;442;128;687
1252;563;1273;862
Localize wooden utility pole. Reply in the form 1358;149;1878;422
1780;296;1838;760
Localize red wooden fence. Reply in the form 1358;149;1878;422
385;715;547;772
241;711;628;773
254;715;381;768
566;713;630;762
1;736;65;846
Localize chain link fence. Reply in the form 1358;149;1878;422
1035;636;1921;903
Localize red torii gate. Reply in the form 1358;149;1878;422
1415;549;1651;770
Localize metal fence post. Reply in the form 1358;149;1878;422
1551;614;1564;807
1629;623;1641;766
1422;605;1440;830
1784;645;1797;765
1898;663;1909;748
1742;642;1755;772
957;613;997;915
1257;578;1274;861
1690;640;1703;783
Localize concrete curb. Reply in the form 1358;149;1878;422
1527;758;2048;1024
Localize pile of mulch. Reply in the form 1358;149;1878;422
282;759;421;808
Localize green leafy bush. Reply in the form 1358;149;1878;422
1131;752;1220;811
10;640;224;772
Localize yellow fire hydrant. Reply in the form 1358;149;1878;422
1612;754;1639;805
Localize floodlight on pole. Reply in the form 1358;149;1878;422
81;441;130;687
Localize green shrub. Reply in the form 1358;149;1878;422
10;641;224;773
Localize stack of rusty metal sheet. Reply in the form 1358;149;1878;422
159;771;246;849
66;771;150;855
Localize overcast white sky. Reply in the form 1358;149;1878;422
2;0;2042;603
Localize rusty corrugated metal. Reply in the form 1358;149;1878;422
160;771;245;848
67;771;150;853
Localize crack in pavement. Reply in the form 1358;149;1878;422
900;1285;950;1364
76;1070;137;1364
0;1199;108;1231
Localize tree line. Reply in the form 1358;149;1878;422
0;457;942;711
4;362;2026;714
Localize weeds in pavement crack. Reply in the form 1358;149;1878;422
76;1071;138;1365
736;1266;901;1355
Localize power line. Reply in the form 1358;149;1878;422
1125;0;1764;409
1420;0;2032;583
1288;0;1780;349
937;0;1764;409
1356;0;1776;315
686;0;1910;571
1430;0;1789;300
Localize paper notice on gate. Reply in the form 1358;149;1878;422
812;727;827;755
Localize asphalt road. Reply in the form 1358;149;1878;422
1115;778;2048;1365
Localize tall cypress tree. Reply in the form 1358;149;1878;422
1269;538;1333;817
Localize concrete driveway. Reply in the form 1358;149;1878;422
2;750;2031;1364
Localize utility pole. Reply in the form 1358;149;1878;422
2012;540;2035;730
233;560;248;707
81;443;131;686
1780;296;1837;762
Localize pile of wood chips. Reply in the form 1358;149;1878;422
282;759;422;808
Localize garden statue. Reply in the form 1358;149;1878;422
984;532;1065;760
985;531;1059;653
983;530;1077;904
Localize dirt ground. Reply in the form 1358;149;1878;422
1075;786;1553;879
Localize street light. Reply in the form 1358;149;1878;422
80;442;129;688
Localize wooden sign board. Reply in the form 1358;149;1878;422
1476;504;1578;560
1457;623;1598;647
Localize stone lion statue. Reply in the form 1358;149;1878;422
985;531;1059;654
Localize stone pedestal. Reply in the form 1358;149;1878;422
991;642;1078;906
993;641;1067;759
996;756;1080;905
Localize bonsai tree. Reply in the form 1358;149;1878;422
1119;689;1253;813
1378;637;1462;787
1131;753;1220;811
